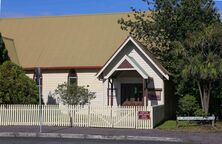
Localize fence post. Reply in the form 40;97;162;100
151;106;154;128
111;106;113;128
135;106;137;129
88;104;90;127
69;105;73;127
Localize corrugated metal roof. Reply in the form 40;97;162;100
2;37;20;65
0;13;129;68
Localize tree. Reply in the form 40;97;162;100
118;0;220;70
0;61;39;104
54;83;96;105
118;0;221;114
181;24;222;113
0;33;10;64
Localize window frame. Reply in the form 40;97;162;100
68;69;77;86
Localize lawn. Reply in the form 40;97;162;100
157;120;222;132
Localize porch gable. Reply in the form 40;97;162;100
96;36;169;80
104;55;148;79
96;36;169;107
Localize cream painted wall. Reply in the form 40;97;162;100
76;69;104;106
42;70;69;103
26;69;104;105
26;73;34;79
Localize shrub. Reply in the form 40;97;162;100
194;109;207;117
178;94;200;116
54;82;95;105
0;61;39;104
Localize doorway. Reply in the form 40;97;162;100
121;83;143;106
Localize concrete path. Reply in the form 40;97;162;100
0;126;221;144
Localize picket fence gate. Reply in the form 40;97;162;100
0;104;159;129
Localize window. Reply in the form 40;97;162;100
68;69;77;85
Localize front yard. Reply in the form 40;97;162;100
157;120;222;133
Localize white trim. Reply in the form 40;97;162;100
104;55;148;79
104;55;129;79
116;68;135;71
125;56;148;79
96;37;131;78
96;36;169;80
130;37;169;80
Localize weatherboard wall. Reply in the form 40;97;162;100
128;46;164;105
25;70;104;105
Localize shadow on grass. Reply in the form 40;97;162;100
157;120;222;133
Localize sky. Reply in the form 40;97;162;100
0;0;222;18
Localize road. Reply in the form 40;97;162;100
0;137;186;144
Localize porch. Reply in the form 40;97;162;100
96;36;169;108
107;70;161;107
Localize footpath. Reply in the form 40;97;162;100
0;126;221;144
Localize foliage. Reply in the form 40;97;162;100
0;33;10;64
54;83;96;105
0;61;39;104
180;24;222;113
194;108;207;116
178;95;200;116
118;0;219;63
118;0;221;114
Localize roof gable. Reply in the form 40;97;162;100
104;55;149;79
96;36;169;80
118;59;133;69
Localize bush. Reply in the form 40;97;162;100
54;83;95;105
194;109;207;117
178;94;202;116
0;61;39;104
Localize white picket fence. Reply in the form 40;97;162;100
0;105;165;129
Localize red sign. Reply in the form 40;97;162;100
138;111;150;120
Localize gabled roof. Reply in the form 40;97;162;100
96;36;169;80
0;13;129;68
131;37;170;76
2;37;20;65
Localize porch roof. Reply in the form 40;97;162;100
104;55;149;79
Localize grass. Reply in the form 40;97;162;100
157;120;222;133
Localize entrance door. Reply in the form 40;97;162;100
121;83;143;106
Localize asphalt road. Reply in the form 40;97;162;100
0;137;186;144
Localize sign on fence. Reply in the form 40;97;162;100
138;111;150;120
